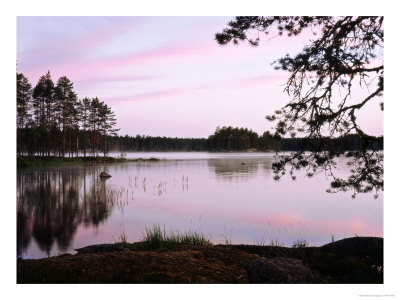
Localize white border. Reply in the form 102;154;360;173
2;1;399;299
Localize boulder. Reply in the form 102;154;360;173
75;243;124;254
320;237;383;258
99;172;111;178
248;257;314;283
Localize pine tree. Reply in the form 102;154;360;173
89;97;101;156
55;76;77;157
17;73;32;155
98;102;119;157
32;71;55;156
78;97;91;157
216;16;383;196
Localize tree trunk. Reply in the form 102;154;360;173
76;132;79;157
83;129;86;158
104;132;106;157
69;129;72;157
63;128;66;157
47;129;51;157
92;129;95;156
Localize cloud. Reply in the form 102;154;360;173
232;73;288;89
101;72;289;105
79;73;165;85
18;17;146;61
104;87;193;103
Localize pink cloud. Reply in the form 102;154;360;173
84;42;218;72
105;87;193;103
20;31;300;92
78;73;165;85
103;72;288;105
233;72;288;89
21;40;218;82
24;31;300;83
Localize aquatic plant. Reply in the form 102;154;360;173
141;224;212;250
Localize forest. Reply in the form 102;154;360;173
17;72;118;157
103;127;383;153
17;72;383;156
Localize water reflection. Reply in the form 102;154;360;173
17;167;113;258
208;157;272;180
17;155;383;259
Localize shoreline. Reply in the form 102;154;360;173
17;237;383;284
15;151;292;168
15;152;282;167
16;155;161;168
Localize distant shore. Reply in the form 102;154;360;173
17;155;161;168
17;237;383;284
16;151;281;168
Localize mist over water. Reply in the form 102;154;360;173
17;152;383;259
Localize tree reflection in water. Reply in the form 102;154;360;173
207;158;273;181
17;167;113;258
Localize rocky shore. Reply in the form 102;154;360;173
17;237;383;283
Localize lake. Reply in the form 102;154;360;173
17;152;383;259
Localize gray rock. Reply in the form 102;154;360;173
248;257;314;283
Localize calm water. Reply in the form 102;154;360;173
17;152;383;259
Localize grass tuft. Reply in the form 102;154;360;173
269;239;284;247
141;224;212;250
120;233;128;246
292;239;309;248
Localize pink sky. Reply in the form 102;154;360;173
17;17;383;138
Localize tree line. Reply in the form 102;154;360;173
107;135;208;152
17;72;382;156
17;72;119;157
206;126;281;152
280;134;383;152
104;127;281;152
105;126;381;152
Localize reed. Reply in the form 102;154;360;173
141;224;212;250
